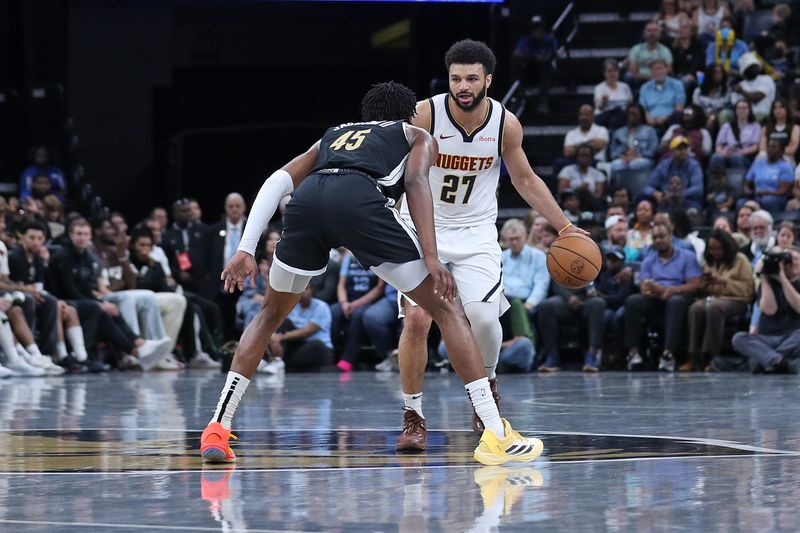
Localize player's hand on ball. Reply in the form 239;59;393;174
425;258;457;301
561;224;590;238
222;251;257;293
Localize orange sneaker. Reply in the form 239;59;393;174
200;422;237;463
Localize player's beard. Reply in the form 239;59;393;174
450;85;487;112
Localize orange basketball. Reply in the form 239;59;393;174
547;233;602;289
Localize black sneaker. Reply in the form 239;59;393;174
58;355;87;374
85;359;111;373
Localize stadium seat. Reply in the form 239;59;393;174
615;168;651;200
742;10;773;40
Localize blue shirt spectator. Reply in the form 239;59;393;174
640;246;702;287
705;39;748;71
287;297;333;348
744;140;794;213
644;139;704;210
19;145;66;200
500;220;549;308
639;61;686;125
340;253;378;301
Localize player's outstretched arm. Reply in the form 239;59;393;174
502;113;589;237
221;141;321;293
403;126;455;301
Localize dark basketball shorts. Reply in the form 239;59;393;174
273;171;424;285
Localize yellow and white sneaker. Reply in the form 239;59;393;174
473;419;544;466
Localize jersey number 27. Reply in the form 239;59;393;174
440;174;476;204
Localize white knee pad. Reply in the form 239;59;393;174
464;300;503;379
269;261;313;294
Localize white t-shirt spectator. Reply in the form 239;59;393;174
594;81;633;114
564;124;610;161
558;164;607;194
734;75;776;118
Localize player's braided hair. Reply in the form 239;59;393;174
360;81;417;122
445;39;496;75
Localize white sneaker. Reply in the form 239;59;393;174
5;356;46;377
659;353;675;372
189;351;222;369
24;353;65;375
0;364;13;378
627;351;643;371
153;355;182;371
137;337;173;370
260;358;285;375
256;358;270;373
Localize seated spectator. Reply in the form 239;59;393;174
511;15;558;113
501;219;549;314
732;247;800;374
710;100;760;169
733;204;755;252
639;59;686;128
558;144;606;211
644;136;704;210
777;221;797;249
536;223;559;252
704;17;747;73
660;105;713;164
692;64;731;129
19;146;66;201
261;285;334;374
671;21;704;86
626;22;674;84
236;228;280;330
594;59;633;129
705;164;735;220
713;215;733;234
731;53;776;122
628;198;656;258
743;139;794;213
332;251;384;372
366;283;402;372
93;218;183;369
48;218;173;370
150;207;169;233
561;190;582;225
42;194;65;240
685;229;754;371
747;210;776;266
110;212;129;237
789;162;800;211
610;103;659;176
593;246;635;365
527;214;548;249
602;214;641;262
610;186;632;215
624;220;702;371
694;0;729;46
537;278;606;373
654;0;690;41
757;98;799;165
557;105;609;173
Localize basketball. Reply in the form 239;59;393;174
547;233;602;289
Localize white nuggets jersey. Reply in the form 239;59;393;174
401;93;505;227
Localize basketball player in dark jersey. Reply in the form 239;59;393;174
200;82;544;466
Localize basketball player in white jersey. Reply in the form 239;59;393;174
395;39;587;452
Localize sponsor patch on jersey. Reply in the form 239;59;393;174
478;136;496;142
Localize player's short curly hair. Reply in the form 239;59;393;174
360;81;417;122
444;39;496;75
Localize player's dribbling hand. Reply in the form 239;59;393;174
425;258;457;301
222;251;257;293
561;224;591;238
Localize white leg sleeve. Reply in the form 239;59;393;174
464;300;503;380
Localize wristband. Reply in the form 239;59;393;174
558;222;573;236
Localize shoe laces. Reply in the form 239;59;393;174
402;413;424;435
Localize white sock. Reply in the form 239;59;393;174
0;321;19;363
25;343;43;357
402;392;424;418
56;342;68;360
66;326;88;361
211;372;251;430
465;378;504;437
193;314;203;351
